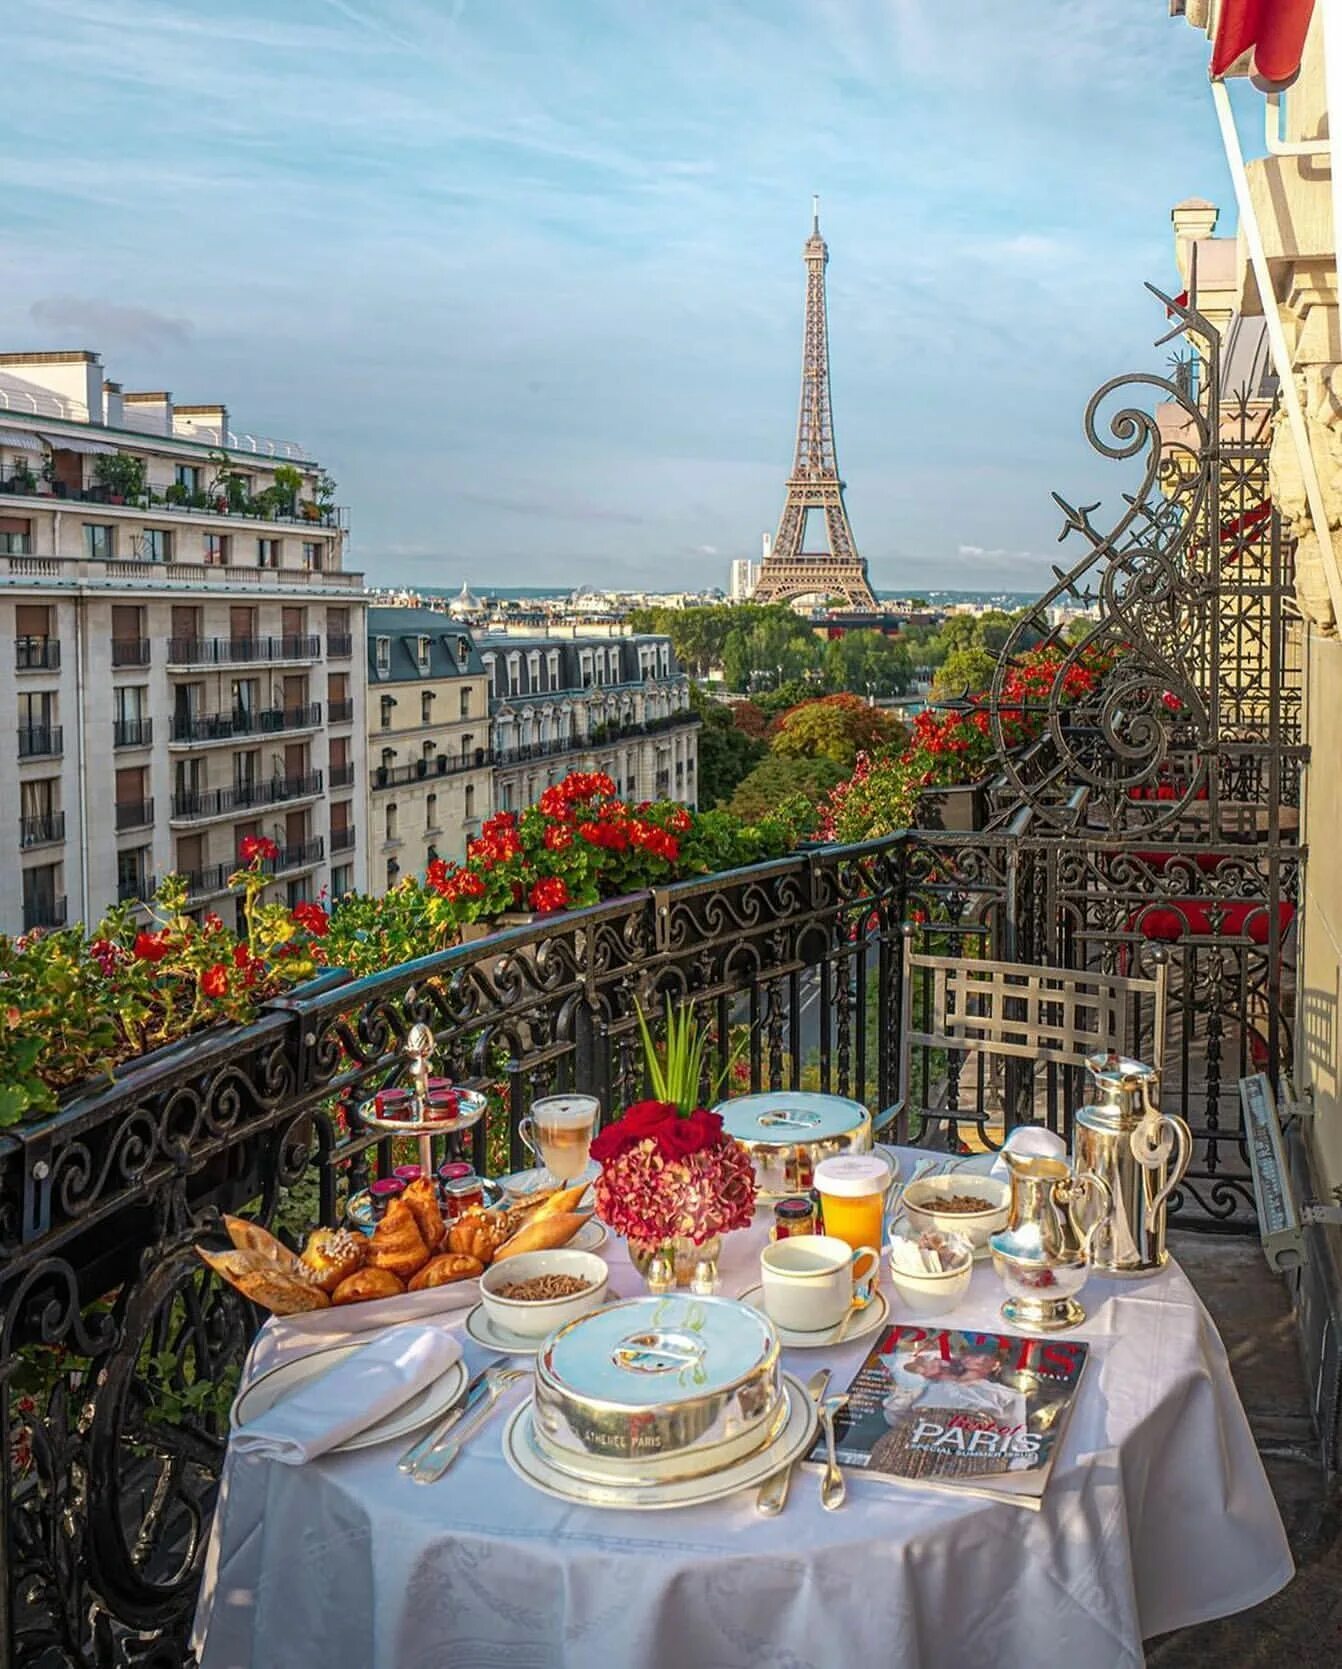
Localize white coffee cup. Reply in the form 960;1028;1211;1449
759;1233;880;1333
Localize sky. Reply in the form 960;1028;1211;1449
0;2;1243;593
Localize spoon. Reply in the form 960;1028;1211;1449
755;1367;830;1515
819;1393;850;1511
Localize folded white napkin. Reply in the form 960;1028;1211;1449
232;1323;462;1465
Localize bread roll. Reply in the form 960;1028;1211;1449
446;1210;509;1264
492;1211;589;1260
368;1197;430;1279
300;1227;367;1294
331;1267;405;1305
407;1252;484;1291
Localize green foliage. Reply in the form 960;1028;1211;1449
728;754;845;823
635;999;745;1112
92;451;146;501
932;646;997;696
821;629;911;696
689;685;765;807
770;692;905;768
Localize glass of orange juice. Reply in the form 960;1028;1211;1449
813;1155;891;1257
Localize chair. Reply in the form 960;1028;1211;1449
884;928;1167;1148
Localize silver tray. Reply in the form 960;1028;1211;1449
355;1086;488;1135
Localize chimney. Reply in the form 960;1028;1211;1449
0;350;103;420
1171;198;1219;288
173;403;229;445
122;390;174;435
102;380;124;426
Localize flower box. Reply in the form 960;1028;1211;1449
914;782;988;833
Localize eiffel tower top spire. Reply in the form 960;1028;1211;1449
752;202;878;610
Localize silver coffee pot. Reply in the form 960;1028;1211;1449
1072;1052;1191;1278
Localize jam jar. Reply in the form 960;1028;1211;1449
771;1196;819;1240
392;1164;423;1187
367;1177;406;1222
441;1167;485;1220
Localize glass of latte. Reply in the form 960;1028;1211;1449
519;1094;599;1185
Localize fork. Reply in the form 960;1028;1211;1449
410;1367;526;1484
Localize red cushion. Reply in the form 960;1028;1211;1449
1129;901;1295;943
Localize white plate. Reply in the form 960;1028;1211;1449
735;1285;890;1350
499;1161;599;1200
231;1342;468;1453
569;1218;607;1252
503;1372;819;1510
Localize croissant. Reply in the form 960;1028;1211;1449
446;1210;510;1264
197;1247;330;1315
493;1211;589;1260
408;1252;484;1291
367;1198;430;1279
401;1178;446;1254
331;1267;405;1305
300;1227;367;1294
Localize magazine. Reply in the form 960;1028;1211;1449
802;1324;1089;1509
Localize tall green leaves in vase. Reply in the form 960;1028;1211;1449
634;998;746;1114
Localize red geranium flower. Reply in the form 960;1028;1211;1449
291;901;329;936
199;964;229;999
544;823;573;852
133;931;172;963
239;835;279;863
528;875;570;914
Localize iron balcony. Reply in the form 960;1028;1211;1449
19;812;65;848
169;703;322;744
165;634;322;668
170;771;323;822
15;636;59;672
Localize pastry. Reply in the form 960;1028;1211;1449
221;1214;306;1276
407;1252;484;1291
493;1211;589;1260
300;1227;367;1293
446;1210;510;1264
196;1247;330;1315
401;1177;446;1254
367;1197;430;1279
532;1181;593;1220
331;1267;405;1305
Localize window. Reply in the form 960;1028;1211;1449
507;653;521;696
386;803;398;841
380;694;394;729
117;846;150;902
114;684;147;725
331;864;353;897
500;782;513;812
375;637;390;673
302;541;322;571
528;651;541;689
234;750;259;790
464;784;476;818
83;523;115;561
482;653;498;694
421;691;434;723
142;527;171;562
459;687;471;718
610;648;620;683
457;637;471;665
0;515;32;555
286;877;312;909
579;650;593;687
548;649;561;688
386;858;400;889
175;463;202;494
204;532;229;566
422;739;435;761
426;793;438;830
257;538;280;568
416;636;431;671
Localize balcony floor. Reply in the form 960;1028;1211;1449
1152;1233;1341;1665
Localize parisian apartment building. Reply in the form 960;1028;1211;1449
480;629;699;813
366;607;494;891
0;349;368;936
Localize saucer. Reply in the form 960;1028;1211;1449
499;1161;598;1201
503;1372;819;1510
464;1294;612;1356
569;1218;607;1252
736;1285;889;1350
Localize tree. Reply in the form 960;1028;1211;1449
821;629;912;696
731;700;770;740
689;685;765;807
932;646;997;697
770;693;905;768
720;607;822;691
727;755;845;824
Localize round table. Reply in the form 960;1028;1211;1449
193;1149;1293;1669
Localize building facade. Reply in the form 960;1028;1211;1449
366;608;493;891
0;350;367;934
480;631;699;813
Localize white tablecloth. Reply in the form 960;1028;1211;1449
193;1151;1293;1669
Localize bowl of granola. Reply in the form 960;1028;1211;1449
479;1249;610;1339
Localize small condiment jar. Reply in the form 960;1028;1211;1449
392;1164;423;1187
813;1154;891;1257
442;1172;486;1220
367;1177;406;1221
374;1086;412;1118
424;1087;461;1122
772;1196;819;1241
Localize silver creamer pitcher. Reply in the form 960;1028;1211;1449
1073;1052;1191;1277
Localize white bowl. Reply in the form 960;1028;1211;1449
901;1175;1010;1255
886;1242;974;1317
479;1249;610;1340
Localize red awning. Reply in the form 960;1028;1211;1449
1210;0;1316;90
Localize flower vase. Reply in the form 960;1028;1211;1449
629;1235;722;1294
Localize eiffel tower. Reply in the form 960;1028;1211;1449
752;199;878;611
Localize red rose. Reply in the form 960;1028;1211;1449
591;1099;678;1163
199;964;229;999
133;931;171;963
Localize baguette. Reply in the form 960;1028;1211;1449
492;1211;589;1260
531;1182;593;1220
197;1246;330;1314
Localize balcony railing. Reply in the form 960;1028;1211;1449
261;836;324;874
170;770;323;821
327;634;352;658
328;698;353;723
177;863;231;898
17;724;61;759
117;872;155;904
331;825;355;852
165;634;321;667
112;717;153;748
115;798;154;832
19;812;64;848
372;749;492;789
21;895;65;931
330;762;356;788
169;703;322;744
111;637;151;667
15;635;59;671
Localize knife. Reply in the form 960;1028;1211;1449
755;1367;830;1515
397;1360;500;1475
410;1368;519;1484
